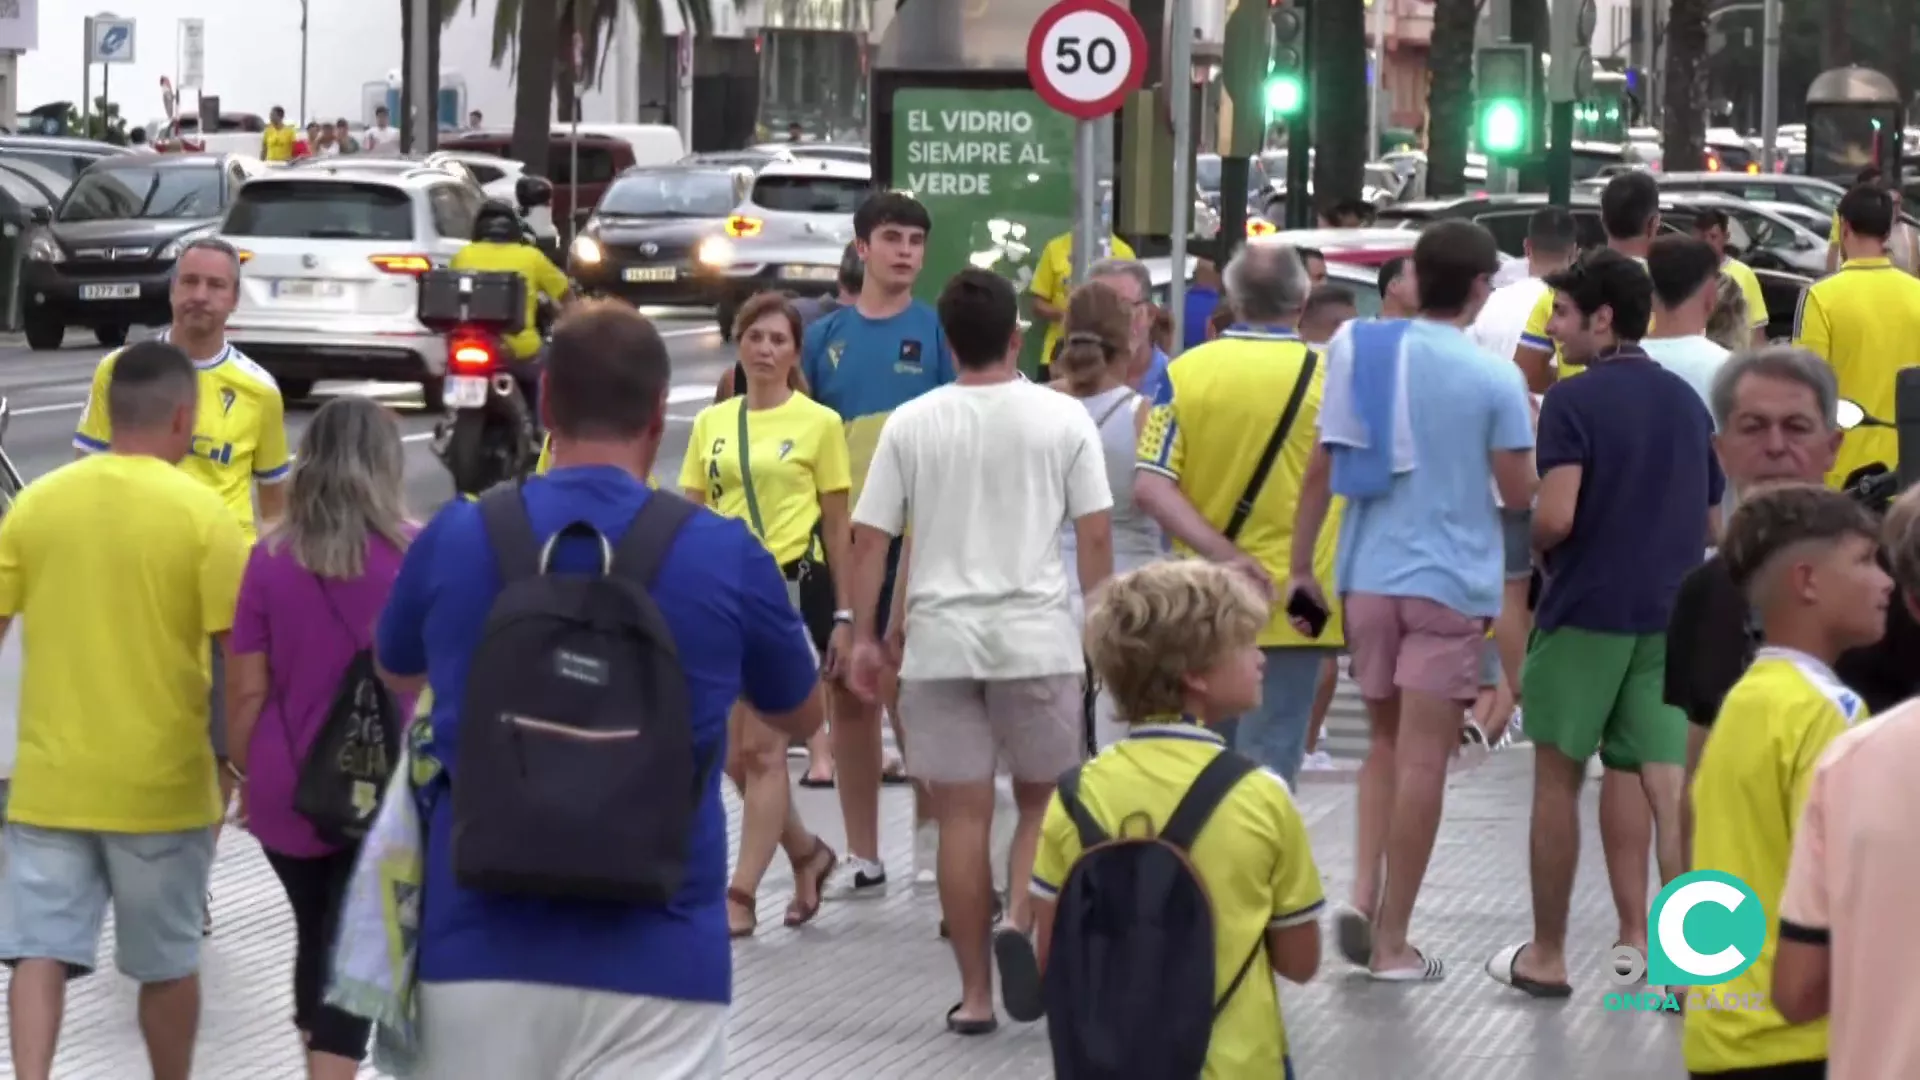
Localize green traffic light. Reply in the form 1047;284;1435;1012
1265;75;1304;118
1478;99;1526;154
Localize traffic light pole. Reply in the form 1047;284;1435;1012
1283;0;1313;230
1547;101;1574;206
1218;156;1251;265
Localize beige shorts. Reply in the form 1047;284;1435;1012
897;674;1084;784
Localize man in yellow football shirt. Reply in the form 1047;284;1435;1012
74;237;289;922
0;341;248;1078
1028;228;1135;375
1689;484;1887;1076
1515;171;1662;384
1794;184;1920;489
260;106;297;163
1693;208;1770;346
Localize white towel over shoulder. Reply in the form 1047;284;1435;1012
1316;320;1418;473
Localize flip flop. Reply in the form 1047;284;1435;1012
1370;948;1447;983
798;773;836;789
945;1003;998;1036
1484;942;1572;998
993;926;1045;1023
1335;908;1374;968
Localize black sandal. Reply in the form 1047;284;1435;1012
945;1003;998;1035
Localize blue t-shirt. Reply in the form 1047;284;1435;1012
1534;347;1725;634
1140;346;1172;402
1183;285;1221;351
375;468;817;1003
800;300;954;496
1333;319;1535;618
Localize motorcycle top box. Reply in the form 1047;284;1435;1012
417;269;527;336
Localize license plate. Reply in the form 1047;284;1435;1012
78;283;139;301
623;267;676;283
781;265;839;282
444;375;489;409
272;280;346;299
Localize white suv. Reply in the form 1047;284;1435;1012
220;166;485;409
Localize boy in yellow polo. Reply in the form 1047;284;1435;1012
1009;560;1324;1078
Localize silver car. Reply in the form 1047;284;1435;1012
707;158;871;336
220;166;486;408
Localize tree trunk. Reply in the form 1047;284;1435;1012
1823;0;1851;68
1425;0;1479;196
1663;0;1709;173
1310;0;1368;206
512;0;558;176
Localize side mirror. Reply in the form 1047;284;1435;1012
28;206;50;226
1836;399;1866;429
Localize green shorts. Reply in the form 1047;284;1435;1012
1520;627;1687;772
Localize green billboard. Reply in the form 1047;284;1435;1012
890;88;1076;375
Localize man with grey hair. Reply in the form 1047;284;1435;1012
1081;257;1171;397
1134;239;1338;789
72;233;291;936
0;340;248;1080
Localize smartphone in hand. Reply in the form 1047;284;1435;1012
1285;589;1330;638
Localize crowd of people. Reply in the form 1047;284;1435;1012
0;164;1918;1080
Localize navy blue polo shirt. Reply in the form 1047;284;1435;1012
376;467;817;1003
1534;346;1724;635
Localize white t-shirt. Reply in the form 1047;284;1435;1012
1640;334;1730;419
852;379;1113;681
1467;275;1547;365
363;124;399;155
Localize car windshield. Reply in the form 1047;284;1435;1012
751;175;869;214
59;166;223;221
598;172;737;217
223;180;414;240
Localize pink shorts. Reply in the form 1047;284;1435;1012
1342;593;1486;703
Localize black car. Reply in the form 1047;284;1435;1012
566;165;751;307
0;134;128;184
22;153;263;351
1377;192;1752;256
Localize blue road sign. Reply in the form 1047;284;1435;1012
88;18;137;64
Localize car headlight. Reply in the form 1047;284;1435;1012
158;226;216;261
570;234;603;265
25;232;62;263
696;236;734;267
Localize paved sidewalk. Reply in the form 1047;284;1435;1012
3;748;1679;1078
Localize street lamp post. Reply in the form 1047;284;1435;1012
298;0;309;125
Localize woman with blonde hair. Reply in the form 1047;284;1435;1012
1705;270;1753;353
680;290;849;936
1055;279;1166;748
227;396;416;1078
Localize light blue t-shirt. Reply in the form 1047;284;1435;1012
1640;335;1729;423
1329;319;1535;618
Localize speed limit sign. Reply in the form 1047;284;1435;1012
1026;0;1149;121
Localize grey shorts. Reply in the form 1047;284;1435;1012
897;674;1084;784
208;639;227;760
1501;509;1533;580
414;982;726;1080
0;823;217;982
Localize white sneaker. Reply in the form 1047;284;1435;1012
822;856;888;901
1302;750;1338;772
913;821;939;894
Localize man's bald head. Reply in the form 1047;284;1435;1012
1224;240;1311;325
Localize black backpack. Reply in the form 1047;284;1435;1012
452;486;701;903
278;582;404;846
1044;750;1265;1080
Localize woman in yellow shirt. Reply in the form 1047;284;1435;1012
679;290;854;937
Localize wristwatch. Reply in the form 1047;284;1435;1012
832;609;855;626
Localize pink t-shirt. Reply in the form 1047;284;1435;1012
230;532;414;858
1779;699;1920;1080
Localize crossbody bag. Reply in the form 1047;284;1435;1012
1222;350;1319;542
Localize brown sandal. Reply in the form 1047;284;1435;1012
727;887;757;939
784;838;839;927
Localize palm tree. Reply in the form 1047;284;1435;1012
1663;0;1708;173
1424;0;1480;196
470;0;727;180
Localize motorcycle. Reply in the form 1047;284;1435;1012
1837;398;1901;512
419;271;539;497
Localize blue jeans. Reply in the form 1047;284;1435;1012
1217;647;1333;787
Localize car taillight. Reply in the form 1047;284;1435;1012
235;250;253;264
1745;162;1760;174
1705;153;1722;172
370;254;432;274
449;336;498;373
726;215;763;238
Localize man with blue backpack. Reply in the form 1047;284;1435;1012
999;559;1324;1078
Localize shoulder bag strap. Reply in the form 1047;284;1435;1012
733;401;770;541
1223;350;1318;543
611;490;698;585
1091;389;1138;431
477;483;542;584
1213;936;1268;1019
1055;765;1110;850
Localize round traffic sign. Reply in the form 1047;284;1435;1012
1026;0;1149;121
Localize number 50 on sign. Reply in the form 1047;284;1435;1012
1027;0;1148;121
